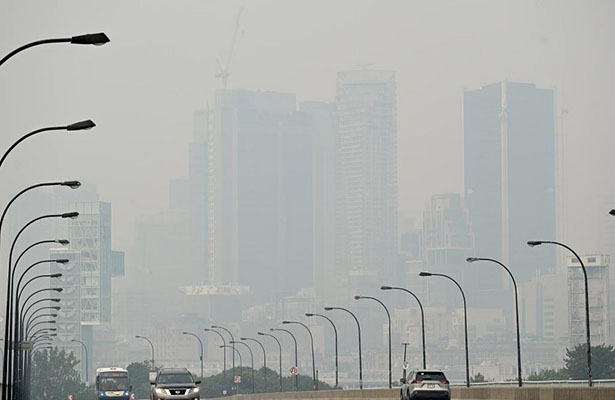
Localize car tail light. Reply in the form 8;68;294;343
411;379;421;384
440;378;449;384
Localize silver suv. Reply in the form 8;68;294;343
150;368;201;400
405;370;450;400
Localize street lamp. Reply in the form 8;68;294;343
212;326;235;373
0;33;109;68
381;285;426;369
242;337;267;393
467;257;522;387
325;306;363;389
24;306;61;332
419;272;470;387
1;122;95;168
354;295;391;388
305;312;338;389
204;328;227;382
230;341;254;393
220;345;242;395
609;209;615;216
258;332;282;392
271;328;298;391
182;331;204;380
71;340;89;385
135;336;155;369
527;240;592;386
283;320;316;390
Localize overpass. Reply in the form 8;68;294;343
210;386;615;400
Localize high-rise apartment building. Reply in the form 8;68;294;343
568;255;610;347
464;82;556;287
334;70;398;302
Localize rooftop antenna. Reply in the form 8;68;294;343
216;6;244;91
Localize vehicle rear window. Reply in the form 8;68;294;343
416;371;445;380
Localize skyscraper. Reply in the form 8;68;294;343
335;70;398;301
464;82;555;286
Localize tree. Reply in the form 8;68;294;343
526;368;568;381
30;347;92;399
565;343;615;379
126;360;157;399
470;372;486;383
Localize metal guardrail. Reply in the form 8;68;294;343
449;379;615;387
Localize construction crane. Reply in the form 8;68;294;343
216;6;244;91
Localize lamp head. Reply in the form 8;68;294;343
182;331;188;335
51;314;58;318
466;257;478;263
55;259;69;264
53;288;63;293
527;241;543;247
61;212;79;219
419;272;432;277
211;325;219;329
305;313;314;317
282;320;290;324
380;286;392;290
51;298;61;303
71;33;110;46
257;332;264;336
56;240;70;246
240;337;248;341
269;328;275;332
353;295;361;300
66;120;96;131
324;307;333;311
610;209;615;216
50;273;62;278
61;181;81;189
52;306;60;310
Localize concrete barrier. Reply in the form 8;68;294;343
210;386;615;400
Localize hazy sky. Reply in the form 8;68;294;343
1;0;614;254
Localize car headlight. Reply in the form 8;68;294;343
188;387;200;394
155;388;167;395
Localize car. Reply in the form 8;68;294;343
406;370;450;400
150;368;201;400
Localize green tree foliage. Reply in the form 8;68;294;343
565;343;615;379
526;368;568;381
196;367;332;398
126;360;157;399
30;347;92;399
470;372;486;383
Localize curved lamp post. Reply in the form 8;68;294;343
528;240;592;386
306;312;338;389
231;341;254;393
325;306;363;389
221;345;242;395
204;328;227;381
242;337;267;393
381;285;426;369
0;33;109;68
182;331;204;380
212;325;235;372
258;332;282;392
70;340;89;385
1;122;95;168
420;272;469;387
354;295;391;388
467;257;522;387
135;336;155;369
283;320;316;390
271;328;298;391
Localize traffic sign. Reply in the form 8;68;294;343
234;375;241;383
403;361;409;370
289;366;298;375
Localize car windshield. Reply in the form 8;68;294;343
101;376;129;391
158;373;194;384
416;371;446;381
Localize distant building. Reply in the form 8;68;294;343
568;255;610;347
51;201;124;382
334;70;398;302
464;82;556;286
519;273;568;340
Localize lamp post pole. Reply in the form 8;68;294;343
135;336;155;369
271;328;298;391
283;320;316;390
242;337;267;393
467;257;522;387
354;296;391;388
71;339;89;385
419;272;469;387
258;332;282;392
231;341;254;393
183;331;204;380
221;345;242;395
306;312;338;389
325;306;363;389
204;328;227;382
381;286;426;369
528;240;592;387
